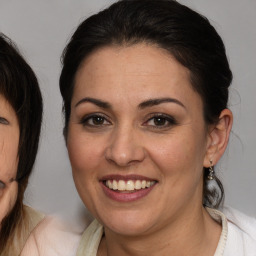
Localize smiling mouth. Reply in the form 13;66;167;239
103;179;156;192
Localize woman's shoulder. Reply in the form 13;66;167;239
222;206;256;255
223;206;256;235
2;205;45;256
21;215;83;256
23;205;45;228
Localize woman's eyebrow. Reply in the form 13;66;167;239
138;98;186;109
75;97;111;109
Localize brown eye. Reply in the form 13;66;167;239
145;114;177;129
92;116;105;125
153;117;168;126
80;113;111;127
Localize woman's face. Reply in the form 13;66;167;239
67;44;214;236
0;95;19;224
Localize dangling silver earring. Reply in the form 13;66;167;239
207;160;215;180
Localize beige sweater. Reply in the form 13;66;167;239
0;205;44;256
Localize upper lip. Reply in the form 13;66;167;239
100;174;157;182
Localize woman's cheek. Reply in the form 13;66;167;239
68;131;105;170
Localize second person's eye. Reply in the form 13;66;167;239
144;114;177;129
80;114;111;127
150;117;168;126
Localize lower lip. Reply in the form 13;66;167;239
101;182;156;202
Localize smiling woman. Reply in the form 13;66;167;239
22;0;256;255
58;0;255;255
0;33;43;255
68;44;211;215
67;42;229;255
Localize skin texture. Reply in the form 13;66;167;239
0;94;19;225
67;44;232;255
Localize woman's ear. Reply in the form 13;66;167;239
204;109;233;167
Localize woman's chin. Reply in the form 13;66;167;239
98;211;156;237
107;223;152;237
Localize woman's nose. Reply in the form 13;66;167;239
104;126;146;167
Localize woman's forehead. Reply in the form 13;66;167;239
78;44;186;76
73;44;195;103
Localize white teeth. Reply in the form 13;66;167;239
135;180;142;189
113;180;118;190
105;179;155;191
118;180;126;191
126;180;135;191
106;180;113;189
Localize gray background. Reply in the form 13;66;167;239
0;0;255;225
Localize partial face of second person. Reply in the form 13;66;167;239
0;94;19;224
67;44;222;236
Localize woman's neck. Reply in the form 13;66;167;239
97;206;222;256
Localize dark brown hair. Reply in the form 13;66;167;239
0;33;43;253
60;0;232;208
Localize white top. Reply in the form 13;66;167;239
21;207;256;256
222;207;256;255
76;207;256;256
